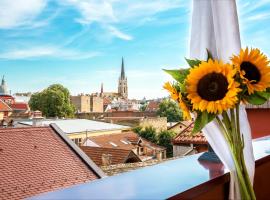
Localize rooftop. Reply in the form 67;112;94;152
173;122;207;144
0;99;12;112
18;119;129;134
84;131;165;150
80;146;141;166
0;125;104;200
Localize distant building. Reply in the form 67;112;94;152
71;94;91;113
98;57;128;100
0;125;104;200
139;117;167;132
18;119;130;146
172;122;208;157
0;99;12;120
82;131;166;161
80;146;142;166
118;57;128;99
0;76;30;117
90;95;104;112
145;100;160;112
0;76;9;95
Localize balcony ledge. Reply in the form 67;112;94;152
30;136;270;200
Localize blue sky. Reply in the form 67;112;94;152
0;0;270;99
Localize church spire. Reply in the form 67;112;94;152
101;82;103;94
0;75;8;95
120;57;125;79
1;75;5;85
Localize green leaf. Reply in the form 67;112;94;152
246;92;268;105
192;111;216;134
257;90;270;100
206;49;213;60
178;82;186;93
163;69;189;83
185;58;201;68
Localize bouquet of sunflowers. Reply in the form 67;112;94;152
164;48;270;200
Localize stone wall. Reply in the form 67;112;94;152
90;96;103;112
101;156;183;176
139;117;167;132
70;95;90;113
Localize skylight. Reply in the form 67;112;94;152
120;140;129;144
109;142;118;147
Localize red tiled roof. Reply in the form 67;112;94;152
85;131;165;151
172;122;207;144
80;146;141;166
0;95;14;99
0;126;100;200
103;97;111;105
146;101;160;111
0;99;12;112
10;102;29;110
87;132;139;150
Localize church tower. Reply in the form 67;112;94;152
0;76;8;95
118;57;128;99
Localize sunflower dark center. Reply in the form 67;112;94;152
240;61;261;84
197;72;228;101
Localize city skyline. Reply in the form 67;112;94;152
0;0;270;99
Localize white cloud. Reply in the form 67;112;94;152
107;26;133;41
0;0;47;29
60;0;184;41
0;46;100;60
245;13;270;21
63;0;117;24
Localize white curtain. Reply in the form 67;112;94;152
189;0;255;199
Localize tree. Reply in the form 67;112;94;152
158;130;177;157
157;99;183;122
29;84;75;118
133;126;157;143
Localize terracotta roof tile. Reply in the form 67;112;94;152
10;102;29;110
146;101;160;111
86;132;138;150
0;126;99;200
80;146;141;166
0;99;12;112
85;131;165;150
173;122;207;144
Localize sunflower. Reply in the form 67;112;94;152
163;82;178;101
178;93;191;120
231;47;270;94
186;59;241;114
163;82;191;120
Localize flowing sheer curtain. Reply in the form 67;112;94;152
189;0;255;199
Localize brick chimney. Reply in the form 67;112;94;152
32;110;44;127
101;154;112;166
156;151;163;161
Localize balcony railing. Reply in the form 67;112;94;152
30;136;270;200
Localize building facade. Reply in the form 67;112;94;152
90;95;104;112
71;94;91;113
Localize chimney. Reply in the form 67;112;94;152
156;151;163;161
102;154;112;166
32;110;44;127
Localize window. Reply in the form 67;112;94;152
109;142;118;147
72;138;82;146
